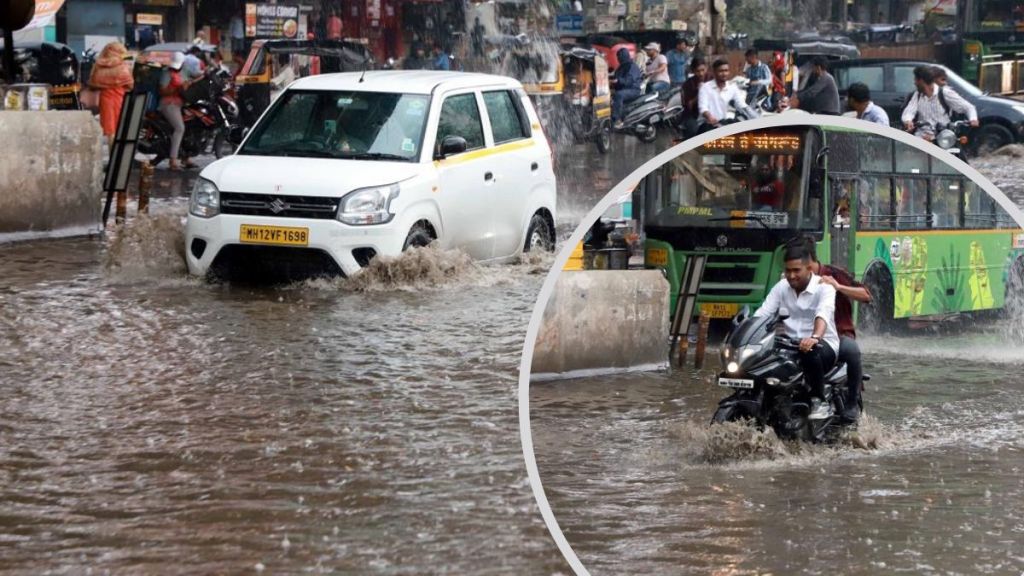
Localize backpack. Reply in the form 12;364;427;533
901;86;951;120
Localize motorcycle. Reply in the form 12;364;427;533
614;85;683;143
138;67;239;166
712;308;867;443
915;120;971;163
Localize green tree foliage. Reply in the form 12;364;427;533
727;0;799;38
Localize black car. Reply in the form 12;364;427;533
829;58;1024;155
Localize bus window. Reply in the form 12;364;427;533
995;201;1018;229
963;181;995;228
860;135;892;172
895;177;928;229
931;154;959;175
931;177;962;229
859;176;893;230
894;142;929;174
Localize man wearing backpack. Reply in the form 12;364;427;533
901;66;978;140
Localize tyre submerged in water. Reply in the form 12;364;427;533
184;71;557;281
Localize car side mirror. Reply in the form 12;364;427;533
437;135;468;159
227;125;248;146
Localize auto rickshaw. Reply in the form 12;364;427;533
0;41;81;109
557;47;612;154
235;38;372;127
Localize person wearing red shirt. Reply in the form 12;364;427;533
796;237;872;421
752;163;784;210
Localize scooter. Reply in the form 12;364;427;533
712;308;868;443
614;85;682;143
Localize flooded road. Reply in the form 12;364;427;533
530;330;1024;575
0;136;659;573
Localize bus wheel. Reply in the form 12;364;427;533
859;267;894;334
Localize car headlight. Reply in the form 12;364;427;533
337;184;400;225
189;178;219;218
935;128;957;150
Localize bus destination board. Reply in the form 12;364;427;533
699;133;802;154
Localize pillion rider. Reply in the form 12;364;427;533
799;237;872;422
753;240;839;420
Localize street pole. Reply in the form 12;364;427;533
3;27;14;84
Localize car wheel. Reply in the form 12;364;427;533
524;214;554;253
972;124;1013;157
403;222;434;251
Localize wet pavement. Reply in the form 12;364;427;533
0;135;664;573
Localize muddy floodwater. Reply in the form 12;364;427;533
530;329;1024;575
0;135;665;573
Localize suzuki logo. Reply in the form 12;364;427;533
717;235;728;248
268;198;288;214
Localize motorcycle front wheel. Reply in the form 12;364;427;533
637;124;657;143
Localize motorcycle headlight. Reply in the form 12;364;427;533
189;178;220;218
337;184;400;225
726;361;740;374
737;344;762;364
935;129;957;150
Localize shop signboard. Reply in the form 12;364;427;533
556;14;583;32
244;3;301;39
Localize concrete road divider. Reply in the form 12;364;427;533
0;111;104;241
531;270;670;381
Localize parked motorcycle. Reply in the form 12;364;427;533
712;308;867;443
138;68;239;166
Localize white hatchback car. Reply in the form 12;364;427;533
185;71;557;278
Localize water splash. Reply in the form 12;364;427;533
668;415;916;469
103;213;188;281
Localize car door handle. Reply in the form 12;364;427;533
484;172;494;182
531;162;539;172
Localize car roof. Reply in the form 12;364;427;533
289;71;522;94
828;58;943;67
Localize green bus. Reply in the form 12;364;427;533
956;0;1024;96
637;125;1024;329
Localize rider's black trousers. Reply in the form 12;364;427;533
799;343;837;400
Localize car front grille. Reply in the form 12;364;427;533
220;192;339;220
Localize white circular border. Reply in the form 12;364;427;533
518;114;1024;575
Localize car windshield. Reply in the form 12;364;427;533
239;90;430;161
644;130;818;230
946;68;983;97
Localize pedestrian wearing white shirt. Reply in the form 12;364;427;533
901;65;978;140
753;241;839;419
697;59;746;133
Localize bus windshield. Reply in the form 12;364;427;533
643;129;820;231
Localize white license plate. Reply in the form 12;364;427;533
718;378;755;389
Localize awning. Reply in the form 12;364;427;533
21;0;65;31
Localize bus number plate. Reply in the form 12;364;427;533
646;248;668;266
701;302;739;319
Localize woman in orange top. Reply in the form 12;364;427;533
88;42;135;143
